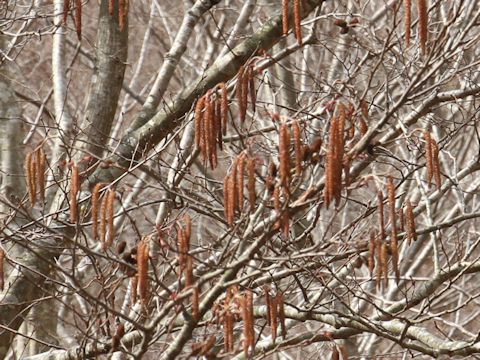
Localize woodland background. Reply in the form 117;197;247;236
2;0;480;359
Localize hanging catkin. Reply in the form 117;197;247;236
282;0;289;34
247;157;256;208
237;66;247;123
431;138;441;188
406;200;417;244
137;238;150;311
292;121;302;176
108;0;114;15
417;0;428;55
74;0;81;39
424;129;433;186
70;164;79;223
248;64;256;113
279;123;291;188
25;152;35;206
91;183;104;239
99;193;108;250
387;176;399;283
368;231;375;276
237;154;246;212
37;149;46;202
0;248;4;291
106;187;115;246
194;95;205;149
220;83;228;136
404;0;411;46
293;0;302;45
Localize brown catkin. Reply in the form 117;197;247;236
332;347;340;360
119;0;128;31
279;123;291;187
223;174;231;226
237;154;246;212
269;293;278;342
74;0;81;39
424;129;433;186
273;185;281;212
183;215;191;242
387;175;399;283
137;238;150;311
404;0;411;46
0;248;4;291
230;157;239;216
185;255;194;288
25;152;35;206
100;193;108;250
108;0;114;15
237;66;246;123
247;157;256;208
177;226;187;268
417;0;428;55
276;291;286;338
292;121;302;175
248;64;256;113
246;290;255;350
368;231;375;276
37;149;46;202
293;0;302;45
378;191;385;242
359;100;369;137
381;240;389;287
215;97;223;151
131;274;138;304
220;83;228;136
240;296;249;358
431;138;441;188
406;200;417;244
192;285;199;321
398;207;404;232
63;0;71;23
194;95;205;149
282;0;289;34
375;237;382;287
111;322;125;350
204;95;214;168
70;165;79;223
106;187;115;246
282;209;290;236
91;183;104;239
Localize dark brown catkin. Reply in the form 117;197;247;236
368;231;376;276
108;0;114;15
292;121;302;176
431;138;441;188
378;191;385;242
74;0;81;39
137;239;150;311
63;0;71;23
220;83;228;136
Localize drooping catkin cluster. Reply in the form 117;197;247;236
387;175;399;283
236;64;256;122
0;247;5;291
265;287;287;342
417;0;428;55
239;290;255;357
404;0;412;46
107;0;130;31
137;237;150;311
324;103;347;208
92;185;115;250
281;0;303;44
177;216;194;288
195;83;228;169
279;123;291;188
223;153;257;227
25;146;46;207
424;130;441;188
70;164;79;223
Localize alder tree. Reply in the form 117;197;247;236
2;0;480;359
